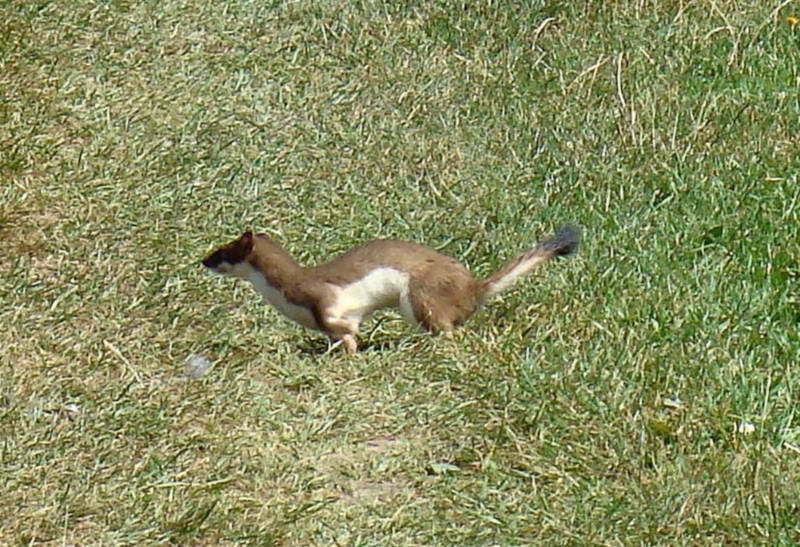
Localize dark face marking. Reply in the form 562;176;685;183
201;248;227;269
201;232;255;271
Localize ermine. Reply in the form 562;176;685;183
202;227;579;354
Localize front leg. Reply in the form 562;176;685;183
340;334;358;355
321;314;361;355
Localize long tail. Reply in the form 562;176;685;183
479;226;580;304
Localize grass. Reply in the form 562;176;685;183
2;0;800;544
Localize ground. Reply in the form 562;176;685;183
2;0;800;544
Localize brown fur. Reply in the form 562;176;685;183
202;227;579;352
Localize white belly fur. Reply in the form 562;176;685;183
245;267;319;329
328;267;410;323
239;264;409;332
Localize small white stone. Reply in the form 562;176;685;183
185;354;212;378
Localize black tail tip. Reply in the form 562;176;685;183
539;225;580;257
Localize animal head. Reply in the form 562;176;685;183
201;231;255;277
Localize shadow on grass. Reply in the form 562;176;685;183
296;335;411;356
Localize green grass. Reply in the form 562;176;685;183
3;0;800;544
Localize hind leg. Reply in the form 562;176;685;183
404;276;479;334
405;284;456;334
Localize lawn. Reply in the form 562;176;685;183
2;0;800;544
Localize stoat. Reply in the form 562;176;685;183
201;227;579;354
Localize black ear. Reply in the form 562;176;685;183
240;231;255;253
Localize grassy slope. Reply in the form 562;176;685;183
2;0;800;544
